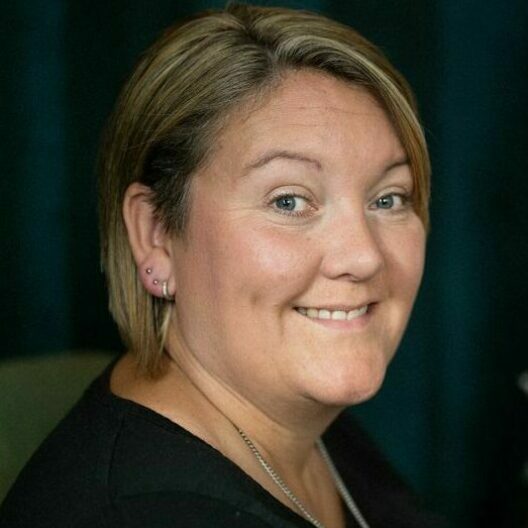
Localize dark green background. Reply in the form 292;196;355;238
1;1;527;526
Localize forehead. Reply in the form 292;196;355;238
209;70;405;172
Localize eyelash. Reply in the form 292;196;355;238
268;190;413;218
371;192;412;211
269;192;315;217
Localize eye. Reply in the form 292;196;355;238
374;193;407;210
271;193;311;216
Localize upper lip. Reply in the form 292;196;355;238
294;302;374;312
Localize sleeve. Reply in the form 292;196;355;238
104;491;276;528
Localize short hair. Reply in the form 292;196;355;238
98;3;430;376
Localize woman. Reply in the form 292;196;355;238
0;4;444;527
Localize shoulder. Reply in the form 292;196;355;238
105;409;309;527
1;489;277;528
0;372;302;528
105;491;276;528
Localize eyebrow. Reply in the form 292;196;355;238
385;157;410;172
243;150;410;178
244;149;322;175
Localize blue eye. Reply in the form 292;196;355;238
270;193;312;217
375;194;405;210
273;194;310;214
377;195;395;209
275;195;298;211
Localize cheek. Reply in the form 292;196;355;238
247;235;318;305
248;229;314;278
205;220;319;303
384;222;426;296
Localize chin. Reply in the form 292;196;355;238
307;359;389;408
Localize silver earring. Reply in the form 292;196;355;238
153;279;159;285
162;281;174;301
146;267;153;274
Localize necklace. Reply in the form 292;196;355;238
236;428;370;528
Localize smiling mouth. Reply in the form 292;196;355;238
294;305;369;321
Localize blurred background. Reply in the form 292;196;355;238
1;0;527;526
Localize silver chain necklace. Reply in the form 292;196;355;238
236;428;370;528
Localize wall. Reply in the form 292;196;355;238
1;1;527;525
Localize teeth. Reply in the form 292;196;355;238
296;305;368;321
319;309;331;319
347;305;368;319
307;308;318;318
331;311;347;320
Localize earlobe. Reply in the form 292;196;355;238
123;182;175;301
139;264;175;301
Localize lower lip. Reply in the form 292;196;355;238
294;304;374;331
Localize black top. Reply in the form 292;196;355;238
0;363;446;527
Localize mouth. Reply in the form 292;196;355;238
294;304;370;321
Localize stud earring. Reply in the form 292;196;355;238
153;279;159;285
146;267;153;274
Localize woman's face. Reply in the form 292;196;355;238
168;70;426;409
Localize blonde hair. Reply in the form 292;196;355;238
98;3;430;376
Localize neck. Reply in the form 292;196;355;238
167;346;352;528
111;349;347;527
141;319;344;475
171;350;342;471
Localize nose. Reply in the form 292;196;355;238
320;211;384;282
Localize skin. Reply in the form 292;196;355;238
116;70;426;528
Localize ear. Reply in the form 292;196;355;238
123;182;175;300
